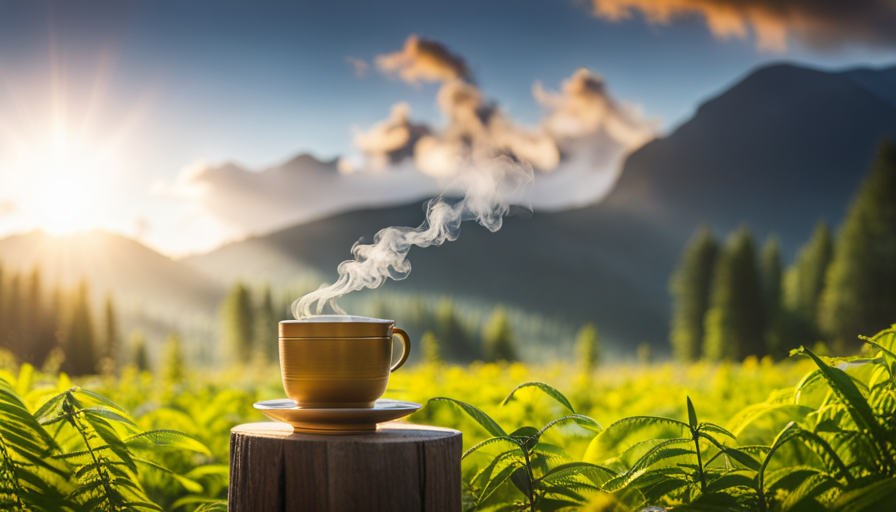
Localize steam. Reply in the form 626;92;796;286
291;155;533;318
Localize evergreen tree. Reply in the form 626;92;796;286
67;281;97;375
704;227;766;361
6;273;21;358
820;140;896;349
782;221;833;348
221;281;255;362
162;333;185;384
102;293;120;367
637;342;652;365
420;331;441;365
669;226;718;361
761;236;785;357
26;267;57;367
254;284;278;362
482;306;517;362
575;323;601;373
130;331;150;372
435;297;474;361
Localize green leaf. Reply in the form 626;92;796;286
835;477;896;512
539;415;603;436
171;496;228;511
462;436;520;459
82;407;139;429
478;464;518;504
721;447;761;472
535;498;585;512
698;422;736;441
124;430;212;456
604;415;690;432
428;398;506;437
780;472;838;511
501;382;575;413
508;426;539;451
705;471;755;493
687;396;698;429
538;462;616;484
793;346;892;471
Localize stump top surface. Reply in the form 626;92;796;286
232;421;460;443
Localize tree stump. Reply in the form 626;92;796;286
229;421;463;512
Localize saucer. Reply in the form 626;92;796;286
253;398;422;434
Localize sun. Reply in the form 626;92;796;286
7;136;117;237
36;177;98;236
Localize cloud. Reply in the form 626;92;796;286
345;56;369;77
589;0;896;51
350;103;431;171
375;35;471;85
169;37;655;246
351;63;654;208
167;154;441;236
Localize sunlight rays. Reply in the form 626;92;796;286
0;36;150;238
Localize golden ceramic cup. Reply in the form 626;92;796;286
278;316;411;408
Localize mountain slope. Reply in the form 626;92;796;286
183;62;896;351
0;230;224;317
607;63;896;253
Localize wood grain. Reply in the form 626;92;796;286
229;422;462;512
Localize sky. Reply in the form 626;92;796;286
0;0;893;256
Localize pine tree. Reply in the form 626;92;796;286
820;140;896;349
761;236;785;357
637;342;652;365
66;281;97;375
669;226;718;361
421;331;441;365
782;221;833;349
26;267;58;367
130;331;150;372
102;293;121;367
436;297;474;361
254;284;278;363
482;306;517;362
5;273;21;358
704;227;766;361
575;323;601;373
162;332;185;384
221;281;255;362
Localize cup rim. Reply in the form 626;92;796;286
279;316;395;338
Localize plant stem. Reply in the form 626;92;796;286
521;446;536;512
692;430;707;493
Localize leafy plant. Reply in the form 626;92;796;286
431;382;607;511
0;369;220;511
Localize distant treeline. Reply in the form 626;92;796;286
217;284;611;367
670;140;896;361
0;268;128;375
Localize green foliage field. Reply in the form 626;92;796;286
2;326;894;511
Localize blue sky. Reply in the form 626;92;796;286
0;0;893;254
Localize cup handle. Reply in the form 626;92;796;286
390;328;412;373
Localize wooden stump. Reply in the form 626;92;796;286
229;422;462;512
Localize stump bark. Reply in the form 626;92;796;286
229;422;462;512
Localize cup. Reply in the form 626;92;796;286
278;316;411;408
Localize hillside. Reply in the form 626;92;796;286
0;230;224;319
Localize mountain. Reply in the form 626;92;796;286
184;63;896;352
606;63;896;253
0;230;225;322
